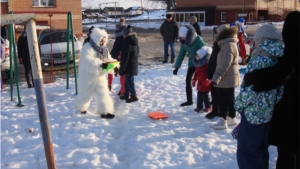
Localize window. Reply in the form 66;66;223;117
221;12;226;22
199;13;204;22
185;13;190;22
39;31;75;45
33;0;55;7
179;14;183;22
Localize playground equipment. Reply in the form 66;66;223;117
1;11;79;169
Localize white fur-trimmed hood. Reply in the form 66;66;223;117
90;28;108;47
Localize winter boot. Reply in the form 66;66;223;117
162;60;168;63
180;87;193;106
108;85;112;92
210;117;228;130
194;108;203;113
120;95;129;100
101;113;115;119
203;107;212;113
205;105;219;119
170;59;174;63
81;111;87;114
126;95;138;103
226;116;237;126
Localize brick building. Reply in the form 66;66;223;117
1;0;82;37
169;0;300;26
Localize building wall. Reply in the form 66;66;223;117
176;0;299;24
214;9;256;25
176;0;258;25
1;2;9;14
176;0;255;9
6;0;82;37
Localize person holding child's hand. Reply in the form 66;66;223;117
192;46;213;113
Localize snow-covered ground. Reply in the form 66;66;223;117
1;61;278;169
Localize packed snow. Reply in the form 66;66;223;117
1;61;278;168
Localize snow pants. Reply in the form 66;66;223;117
237;112;270;169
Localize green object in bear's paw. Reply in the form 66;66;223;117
103;62;120;72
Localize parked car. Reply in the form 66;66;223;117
1;36;13;79
38;29;82;71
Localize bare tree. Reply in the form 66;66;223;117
143;0;160;20
164;0;176;10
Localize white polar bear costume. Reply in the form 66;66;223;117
74;27;116;117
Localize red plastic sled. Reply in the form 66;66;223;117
147;111;168;120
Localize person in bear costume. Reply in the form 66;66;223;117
74;26;116;119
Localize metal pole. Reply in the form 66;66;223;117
114;2;116;23
1;14;35;24
8;25;13;101
10;23;23;107
69;12;78;95
99;4;101;14
141;0;143;14
26;19;57;169
66;13;70;89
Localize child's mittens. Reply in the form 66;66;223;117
101;63;108;69
204;78;211;86
192;80;196;87
114;67;119;77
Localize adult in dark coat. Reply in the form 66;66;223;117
190;16;201;36
1;24;7;39
205;27;220;119
109;17;126;92
243;11;300;169
18;29;34;88
110;17;126;59
119;25;139;103
160;13;179;63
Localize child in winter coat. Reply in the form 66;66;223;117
119;25;139;103
192;46;212;113
109;17;126;92
234;24;284;169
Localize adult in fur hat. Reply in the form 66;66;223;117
160;13;179;63
74;26;117;119
173;24;206;107
209;24;240;129
242;11;300;169
119;25;139;103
